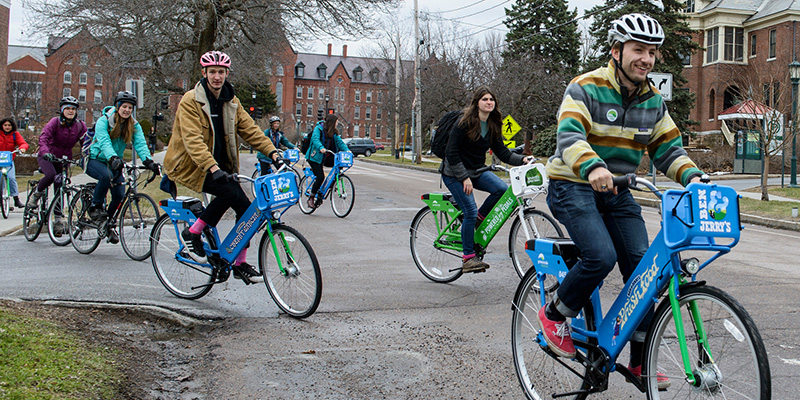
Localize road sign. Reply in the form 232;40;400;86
504;140;516;149
502;115;521;140
125;79;145;108
647;72;672;101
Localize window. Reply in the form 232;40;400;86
365;107;371;120
77;109;86;121
377;108;382;120
370;68;379;82
276;82;283;109
376;125;382;139
377;91;383;104
706;28;719;63
63;71;72;84
78;89;86;103
723;27;744;62
62;87;71;97
708;89;715;120
94;90;102;103
79;72;87;85
95;73;103;86
366;91;372;103
308;87;314;99
365;124;371;137
764;83;770;106
319;88;325;100
297;86;303;99
306;104;313;117
295;63;305;77
317;64;327;79
354;106;360;119
339;87;345;102
750;34;757;57
296;102;302;116
355;90;361;102
769;29;776;59
773;82;780;108
685;0;695;12
354;125;360;137
80;53;88;66
276;65;284;76
353;66;363;81
334;87;339;101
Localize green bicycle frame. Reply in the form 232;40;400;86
266;222;296;276
668;276;714;386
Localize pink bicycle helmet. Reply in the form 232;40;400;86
200;51;232;68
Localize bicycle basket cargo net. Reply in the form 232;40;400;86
336;152;353;168
255;171;299;210
509;163;548;196
0;151;12;168
283;149;300;163
662;183;741;249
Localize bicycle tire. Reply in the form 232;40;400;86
47;187;74;246
259;224;322;318
409;206;462;283
297;175;316;214
0;175;8;219
511;267;593;400
119;193;160;261
330;174;355;218
23;184;44;241
151;214;214;300
68;188;101;254
290;166;301;188
643;284;771;399
509;209;564;278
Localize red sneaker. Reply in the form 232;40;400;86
537;305;576;358
628;364;671;390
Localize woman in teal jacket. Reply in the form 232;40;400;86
86;91;160;244
304;114;349;209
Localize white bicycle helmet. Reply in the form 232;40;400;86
269;116;280;123
608;13;664;47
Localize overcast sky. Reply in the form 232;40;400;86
8;0;604;53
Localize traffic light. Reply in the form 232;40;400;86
317;108;324;120
255;107;263;119
327;108;335;115
248;106;255;117
154;113;165;121
160;97;169;109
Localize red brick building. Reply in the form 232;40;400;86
0;0;10;116
7;45;46;128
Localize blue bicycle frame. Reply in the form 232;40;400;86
302;151;353;198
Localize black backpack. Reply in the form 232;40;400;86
431;110;463;159
300;133;311;154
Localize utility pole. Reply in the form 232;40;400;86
394;29;401;159
413;0;422;164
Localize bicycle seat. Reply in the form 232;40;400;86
527;237;581;269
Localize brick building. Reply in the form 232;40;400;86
0;0;10;116
7;45;46;128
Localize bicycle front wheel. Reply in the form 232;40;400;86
511;268;591;400
68;188;101;254
409;206;462;283
644;284;770;399
151;215;214;300
0;175;8;219
297;176;316;214
47;187;74;246
509;209;563;278
23;186;43;241
330;174;355;218
119;193;160;261
259;224;322;318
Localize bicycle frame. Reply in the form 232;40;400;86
255;149;300;174
526;180;741;382
302;152;353;199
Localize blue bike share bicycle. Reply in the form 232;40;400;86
511;175;770;399
251;148;302;185
0;150;20;219
297;151;355;217
149;168;322;318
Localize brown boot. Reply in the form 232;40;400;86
462;257;490;273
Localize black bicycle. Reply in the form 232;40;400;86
22;156;83;246
67;163;161;260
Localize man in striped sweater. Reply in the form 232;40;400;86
537;13;703;387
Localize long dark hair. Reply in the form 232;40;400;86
457;86;501;142
0;118;17;133
110;111;134;144
323;114;339;139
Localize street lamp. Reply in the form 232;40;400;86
325;94;330;114
789;60;800;187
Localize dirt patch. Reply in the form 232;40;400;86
0;299;214;399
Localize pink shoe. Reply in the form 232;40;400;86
628;364;671;390
537;305;576;358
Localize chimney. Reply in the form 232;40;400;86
343;45;348;58
327;43;332;57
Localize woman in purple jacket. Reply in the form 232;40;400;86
26;96;87;213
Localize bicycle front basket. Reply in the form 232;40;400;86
509;163;548;196
662;183;741;249
283;149;300;163
255;171;299;210
336;152;354;168
0;151;12;168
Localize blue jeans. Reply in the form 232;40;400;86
442;171;508;256
86;158;124;219
5;162;19;197
546;179;649;318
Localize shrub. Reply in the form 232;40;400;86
530;124;557;157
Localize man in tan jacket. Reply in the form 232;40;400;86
164;50;281;283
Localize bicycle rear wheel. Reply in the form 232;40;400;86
47;187;73;246
409;206;462;283
68;188;101;254
1;175;8;219
119;193;160;261
151;215;214;300
259;224;321;318
330;174;355;218
297;176;316;214
509;209;563;278
644;284;770;399
23;184;44;241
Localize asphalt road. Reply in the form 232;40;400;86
2;154;799;398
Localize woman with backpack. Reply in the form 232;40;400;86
439;86;532;273
303;114;349;210
0;118;29;208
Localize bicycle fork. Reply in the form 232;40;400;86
266;225;299;277
668;277;715;388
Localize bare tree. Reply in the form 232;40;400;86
7;71;43;127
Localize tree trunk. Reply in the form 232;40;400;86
761;154;770;201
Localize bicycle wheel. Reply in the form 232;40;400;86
290;167;302;187
509;209;564;278
151;215;214;300
47;187;74;246
330;174;355;218
259;224;321;318
23;185;43;241
68;188;101;254
0;175;8;219
297;176;316;214
119;193;160;261
511;268;592;400
409;206;463;283
644;284;770;399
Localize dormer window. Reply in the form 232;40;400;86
295;62;305;77
317;64;327;79
370;68;379;82
353;66;363;81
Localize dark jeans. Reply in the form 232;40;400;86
199;172;251;227
36;155;63;193
86;158;125;219
259;160;273;176
441;171;507;256
308;160;325;196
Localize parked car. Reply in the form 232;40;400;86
343;138;378;157
375;143;385;151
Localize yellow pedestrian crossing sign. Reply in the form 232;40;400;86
502;115;521;140
504;140;516;149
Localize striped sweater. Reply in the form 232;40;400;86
546;60;702;186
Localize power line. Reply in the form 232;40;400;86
449;0;513;21
436;0;490;14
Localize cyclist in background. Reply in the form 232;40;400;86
439;86;531;273
27;97;87;227
537;14;703;387
0;118;29;209
86;91;160;244
164;50;283;284
257;115;295;176
303;114;349;210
